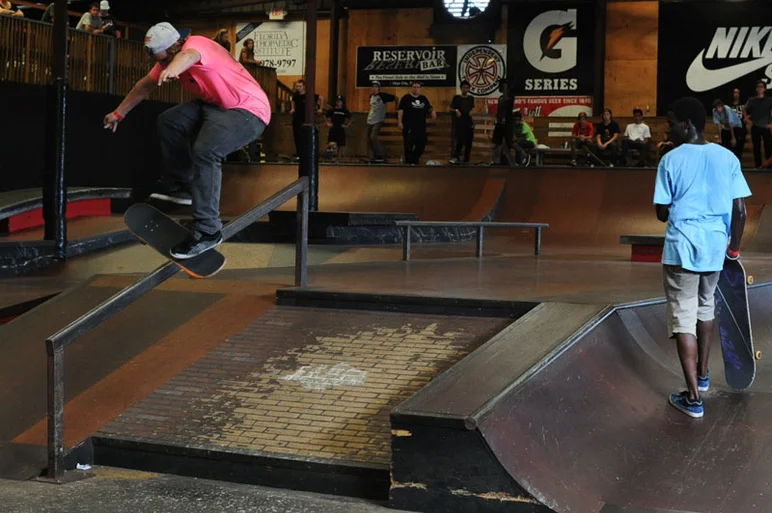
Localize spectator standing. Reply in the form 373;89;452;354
42;2;54;22
99;1;117;37
397;82;436;165
595;109;621;166
744;80;772;168
290;80;322;160
712;99;743;160
449;80;475;164
213;29;231;53
324;95;353;160
0;0;23;17
622;108;651;166
239;39;262;65
729;87;747;158
570;112;594;166
366;81;395;163
490;80;515;165
76;3;103;33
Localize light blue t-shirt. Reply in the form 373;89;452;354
653;143;751;272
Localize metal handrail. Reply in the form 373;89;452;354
43;177;309;481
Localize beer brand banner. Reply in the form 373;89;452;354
235;21;305;76
514;95;593;117
508;2;596;97
356;45;458;88
657;0;772;114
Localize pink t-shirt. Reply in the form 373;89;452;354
150;35;271;125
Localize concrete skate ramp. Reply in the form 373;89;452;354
220;164;505;222
480;285;772;513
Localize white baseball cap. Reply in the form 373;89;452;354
144;22;191;55
100;1;110;10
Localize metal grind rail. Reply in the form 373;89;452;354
41;177;310;482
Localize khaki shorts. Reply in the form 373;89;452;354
663;265;721;337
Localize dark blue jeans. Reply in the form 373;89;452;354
157;100;266;236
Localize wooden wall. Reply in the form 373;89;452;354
604;1;658;115
179;2;663;114
344;7;508;112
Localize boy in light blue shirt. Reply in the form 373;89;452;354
654;96;751;419
712;98;744;159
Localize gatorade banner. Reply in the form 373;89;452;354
508;2;596;97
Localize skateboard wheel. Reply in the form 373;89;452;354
747;275;754;285
756;350;762;360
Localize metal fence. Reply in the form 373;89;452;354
42;177;309;482
0;15;279;107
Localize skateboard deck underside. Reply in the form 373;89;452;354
124;203;225;279
714;258;755;390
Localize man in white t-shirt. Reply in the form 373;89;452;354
622;108;651;166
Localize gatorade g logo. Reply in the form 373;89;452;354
524;9;578;73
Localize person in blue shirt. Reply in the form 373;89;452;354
654;96;751;419
712;99;744;159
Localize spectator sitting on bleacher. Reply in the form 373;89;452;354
570;112;594;166
712;99;743;159
657;130;675;161
76;3;104;33
0;0;23;17
622;108;651;166
510;111;537;166
595;109;621;166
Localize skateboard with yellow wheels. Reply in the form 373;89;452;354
124;203;226;279
714;256;759;391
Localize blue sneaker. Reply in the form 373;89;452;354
669;392;704;418
698;371;710;392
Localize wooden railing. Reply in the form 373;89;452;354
0;15;280;108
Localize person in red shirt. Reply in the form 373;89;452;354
103;23;272;259
570;112;595;166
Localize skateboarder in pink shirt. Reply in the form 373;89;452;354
103;23;271;259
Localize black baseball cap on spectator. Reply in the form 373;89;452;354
578;112;587;119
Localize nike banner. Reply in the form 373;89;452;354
657;0;772;114
508;2;596;97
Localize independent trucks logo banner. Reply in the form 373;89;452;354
658;0;772;114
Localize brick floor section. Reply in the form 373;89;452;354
98;307;509;466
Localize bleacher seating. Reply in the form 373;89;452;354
372;113;734;167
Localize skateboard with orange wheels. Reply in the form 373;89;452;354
124;203;225;279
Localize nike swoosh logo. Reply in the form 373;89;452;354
686;51;772;92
